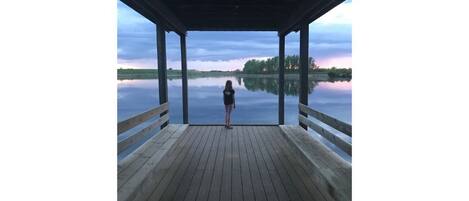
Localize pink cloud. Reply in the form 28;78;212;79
118;55;353;70
317;80;352;91
118;57;270;71
316;55;352;68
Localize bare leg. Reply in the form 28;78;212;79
227;112;230;127
227;104;233;128
224;105;229;127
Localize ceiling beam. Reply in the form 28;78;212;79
166;1;296;7
187;26;278;31
172;3;294;10
177;13;288;20
278;0;344;36
186;20;278;28
121;0;187;35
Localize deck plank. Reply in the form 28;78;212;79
164;126;213;201
129;125;206;201
118;125;179;188
245;126;278;201
261;126;318;201
146;125;211;201
257;126;313;201
182;126;219;201
118;125;191;201
207;126;227;201
247;126;290;201
238;126;256;201
220;126;234;201
118;125;350;201
266;126;333;201
196;126;223;201
231;126;244;201
242;126;268;201
252;126;302;201
280;125;351;201
118;124;177;170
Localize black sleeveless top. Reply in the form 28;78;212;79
223;89;235;105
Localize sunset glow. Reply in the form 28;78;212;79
117;0;351;70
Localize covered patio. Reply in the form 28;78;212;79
118;0;351;201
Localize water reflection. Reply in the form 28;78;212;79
118;76;352;162
119;76;350;96
118;76;351;123
243;77;318;96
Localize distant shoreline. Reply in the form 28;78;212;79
117;72;340;80
117;68;352;81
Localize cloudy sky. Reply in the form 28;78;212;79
117;0;351;70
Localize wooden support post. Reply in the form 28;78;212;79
180;35;189;124
157;26;169;128
278;34;285;125
299;24;309;129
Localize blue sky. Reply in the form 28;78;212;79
117;0;351;70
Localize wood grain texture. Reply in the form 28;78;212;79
146;125;213;201
118;124;189;201
245;126;277;201
117;125;350;201
266;126;334;201
118;124;181;190
220;126;233;201
299;115;352;155
299;103;352;137
259;126;316;201
182;126;219;201
118;114;169;153
118;103;168;135
247;126;289;201
279;125;351;201
118;124;177;172
160;126;212;201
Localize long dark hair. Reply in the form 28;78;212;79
225;80;233;91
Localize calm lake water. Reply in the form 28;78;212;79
118;76;351;161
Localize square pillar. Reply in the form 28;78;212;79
278;34;285;125
180;35;189;124
157;26;169;128
299;24;309;129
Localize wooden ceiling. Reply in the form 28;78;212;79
165;0;297;31
121;0;344;35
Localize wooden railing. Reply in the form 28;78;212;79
298;103;352;155
118;103;169;154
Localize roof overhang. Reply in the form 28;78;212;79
121;0;344;36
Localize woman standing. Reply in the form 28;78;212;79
223;80;235;129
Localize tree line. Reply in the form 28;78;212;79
242;55;352;78
243;55;318;74
314;67;352;78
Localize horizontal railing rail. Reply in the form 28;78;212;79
118;103;168;135
118;103;169;154
298;103;352;155
299;103;351;137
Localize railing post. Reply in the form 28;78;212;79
180;34;189;124
278;34;285;125
299;24;309;129
157;26;169;128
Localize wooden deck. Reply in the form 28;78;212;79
118;125;350;201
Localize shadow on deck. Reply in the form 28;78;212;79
118;125;351;201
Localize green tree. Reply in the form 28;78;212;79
243;55;316;74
